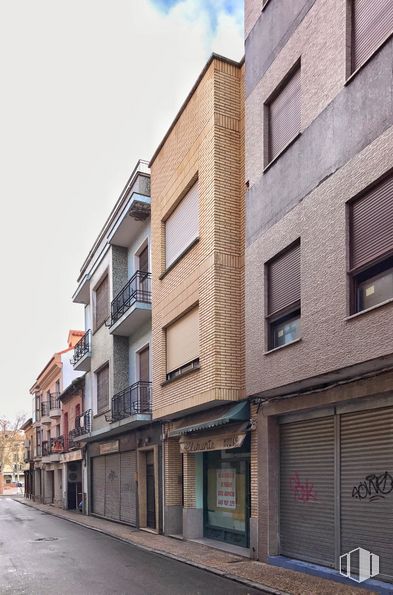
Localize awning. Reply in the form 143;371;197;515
179;422;248;453
168;401;249;437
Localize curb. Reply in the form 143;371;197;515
14;498;288;595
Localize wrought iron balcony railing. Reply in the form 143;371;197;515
50;393;61;411
71;330;91;366
111;381;151;422
110;271;151;326
41;401;50;417
42;441;50;456
68;409;92;447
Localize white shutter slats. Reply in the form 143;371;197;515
165;182;199;268
166;307;199;373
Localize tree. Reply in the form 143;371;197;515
0;415;26;474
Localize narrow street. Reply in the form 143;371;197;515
0;498;264;595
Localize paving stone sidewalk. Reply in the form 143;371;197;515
14;498;373;595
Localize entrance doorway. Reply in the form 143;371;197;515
146;451;156;529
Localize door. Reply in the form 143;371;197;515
146;451;156;529
280;416;335;566
68;482;77;510
340;407;393;581
139;347;150;412
138;246;149;301
139;246;148;273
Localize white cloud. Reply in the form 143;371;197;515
0;0;243;420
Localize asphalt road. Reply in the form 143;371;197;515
0;498;263;595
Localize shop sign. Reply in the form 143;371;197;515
217;469;236;509
99;440;119;455
60;450;83;463
179;432;246;454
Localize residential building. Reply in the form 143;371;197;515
30;330;84;504
245;0;393;583
71;160;160;530
150;54;252;552
21;418;34;498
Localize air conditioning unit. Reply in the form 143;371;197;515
67;462;81;483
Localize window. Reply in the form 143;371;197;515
165;182;199;269
96;363;109;413
266;64;301;165
349;174;393;313
351;0;393;73
94;275;109;330
166;307;199;380
266;241;301;350
55;379;60;395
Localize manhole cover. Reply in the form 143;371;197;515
34;537;58;542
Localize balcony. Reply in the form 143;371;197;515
68;409;92;446
41;436;64;462
111;381;152;426
71;330;92;371
49;393;61;418
109;271;151;336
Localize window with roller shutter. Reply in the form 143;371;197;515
349;173;393;313
351;0;393;74
96;363;109;414
94;275;109;330
265;64;301;166
266;241;301;350
164;182;199;270
166;307;200;380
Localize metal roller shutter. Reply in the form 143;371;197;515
268;242;301;315
340;407;393;581
268;66;301;163
165;182;199;268
280;416;335;566
92;456;105;517
104;453;121;521
166;307;199;373
352;0;393;72
120;451;137;525
350;174;393;270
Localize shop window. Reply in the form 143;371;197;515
349;174;393;313
265;63;301;166
351;0;393;73
166;307;199;380
266;241;301;350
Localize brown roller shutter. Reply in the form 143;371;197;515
120;451;137;525
352;0;393;72
97;364;109;414
268;242;300;315
280;416;335;566
268;66;301;163
350;174;393;270
92;456;105;517
104;453;121;520
340;407;393;581
95;275;109;330
139;346;150;382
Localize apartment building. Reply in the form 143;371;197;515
30;330;83;505
150;54;254;552
245;0;393;583
22;418;34;498
71;161;161;530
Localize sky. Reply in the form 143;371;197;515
0;0;243;422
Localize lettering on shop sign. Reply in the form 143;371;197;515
289;471;317;503
352;472;393;502
179;433;245;454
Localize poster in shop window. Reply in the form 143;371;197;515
217;469;236;509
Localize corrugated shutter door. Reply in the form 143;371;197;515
351;175;393;270
269;67;301;162
341;407;393;581
280;416;335;565
104;453;121;521
166;307;199;373
92;456;105;517
120;451;137;525
269;243;301;315
352;0;393;72
165;182;199;268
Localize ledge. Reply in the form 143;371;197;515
346;296;393;321
161;364;201;387
264;337;302;355
345;32;393;87
263;132;301;174
261;0;272;11
159;237;200;280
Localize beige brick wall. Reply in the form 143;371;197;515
151;57;245;420
164;436;183;507
250;403;258;518
246;0;346;187
183;452;196;509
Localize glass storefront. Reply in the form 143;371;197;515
203;437;250;548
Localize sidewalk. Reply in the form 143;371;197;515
15;498;373;595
